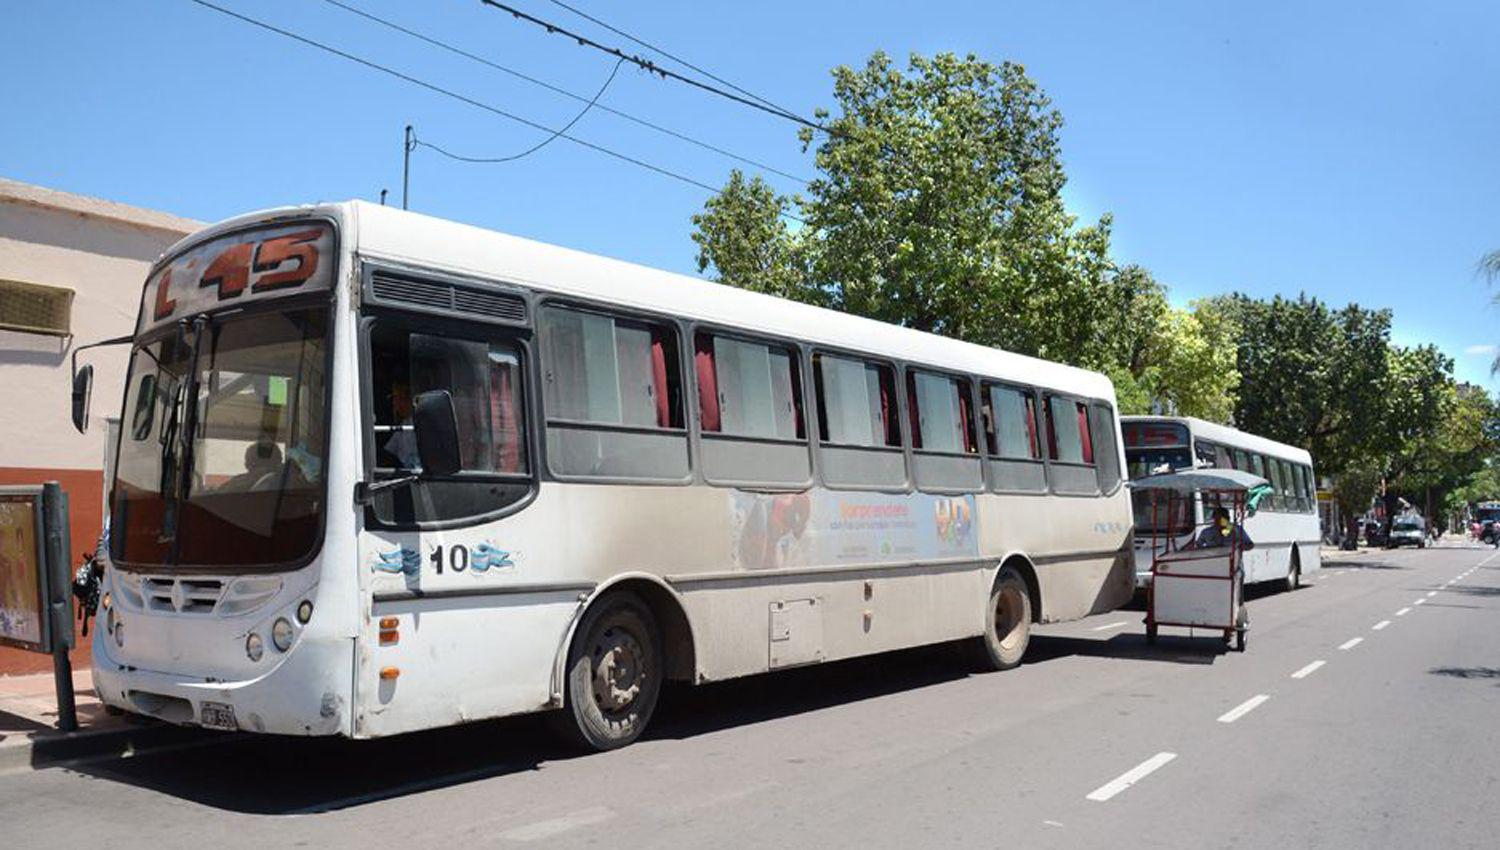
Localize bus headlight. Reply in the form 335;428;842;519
113;619;125;648
246;632;264;662
296;600;313;624
271;618;294;652
105;605;116;635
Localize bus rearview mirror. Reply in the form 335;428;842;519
413;390;462;477
71;364;94;433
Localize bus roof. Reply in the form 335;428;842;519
159;201;1116;403
1121;415;1313;466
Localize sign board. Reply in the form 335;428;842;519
0;487;49;652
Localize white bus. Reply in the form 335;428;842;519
77;202;1135;750
1123;416;1321;591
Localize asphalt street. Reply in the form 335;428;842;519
4;542;1497;849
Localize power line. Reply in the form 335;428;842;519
542;0;804;123
412;58;623;163
477;1;827;133
318;0;809;185
185;0;806;223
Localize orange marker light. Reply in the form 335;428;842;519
379;630;400;645
378;617;398;629
379;667;400;680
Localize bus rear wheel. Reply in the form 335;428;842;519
1283;550;1302;593
973;566;1033;671
552;592;663;752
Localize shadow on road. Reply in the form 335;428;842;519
1028;633;1223;666
1429;666;1500;682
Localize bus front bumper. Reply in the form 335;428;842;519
91;633;355;737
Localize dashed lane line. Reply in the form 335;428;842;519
1217;694;1271;724
1086;752;1178;802
1291;660;1326;679
1091;621;1130;632
1372;620;1391;631
1339;637;1363;650
1395;607;1411;617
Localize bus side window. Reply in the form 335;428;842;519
366;323;531;527
540;305;689;483
1090;401;1121;493
982;383;1046;493
1044;395;1099;496
905;369;983;494
812;352;906;491
694;331;811;489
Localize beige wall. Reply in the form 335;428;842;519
0;179;202;472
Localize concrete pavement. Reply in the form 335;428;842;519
2;542;1496;848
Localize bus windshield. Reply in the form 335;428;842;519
110;307;330;571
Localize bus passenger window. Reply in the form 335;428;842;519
542;307;682;430
813;354;899;448
984;385;1040;459
696;333;803;441
1046;396;1093;465
906;371;977;454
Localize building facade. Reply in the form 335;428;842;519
0;178;200;673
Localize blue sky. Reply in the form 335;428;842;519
5;1;1497;388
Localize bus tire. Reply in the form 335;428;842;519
1283;549;1301;593
552;591;663;752
972;566;1032;671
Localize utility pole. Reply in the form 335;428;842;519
403;125;415;210
379;189;388;206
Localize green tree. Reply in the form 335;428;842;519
691;51;1121;366
689;170;812;302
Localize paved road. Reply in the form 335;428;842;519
5;543;1498;849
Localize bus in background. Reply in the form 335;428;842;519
72;201;1136;751
1123;416;1320;591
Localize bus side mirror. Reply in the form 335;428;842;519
412;390;462;477
72;364;94;433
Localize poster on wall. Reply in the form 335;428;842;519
729;490;978;572
0;489;48;652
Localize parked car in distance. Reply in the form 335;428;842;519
1388;516;1426;549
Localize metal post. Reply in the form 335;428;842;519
379;189;388;206
43;482;77;732
403;125;414;210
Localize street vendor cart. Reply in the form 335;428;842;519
1130;469;1268;652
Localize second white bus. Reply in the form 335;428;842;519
1124;416;1321;590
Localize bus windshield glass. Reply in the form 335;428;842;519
111;307;330;570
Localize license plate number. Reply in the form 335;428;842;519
200;701;237;730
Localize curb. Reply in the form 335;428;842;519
0;720;224;775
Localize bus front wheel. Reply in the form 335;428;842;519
973;566;1033;671
552;591;663;752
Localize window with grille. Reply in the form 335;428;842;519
0;279;74;337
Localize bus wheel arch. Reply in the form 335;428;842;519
998;554;1043;624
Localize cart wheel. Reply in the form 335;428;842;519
1145;623;1157;644
1235;629;1247;652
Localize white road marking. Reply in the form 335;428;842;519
1291;660;1326;679
1339;637;1363;650
1217;694;1271;724
1414;599;1426;606
1372;620;1391;631
1043;820;1066;828
1086;752;1178;802
500;807;616;842
1427;591;1438;597
1091;620;1130;632
1395;607;1411;617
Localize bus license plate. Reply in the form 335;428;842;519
200;701;237;731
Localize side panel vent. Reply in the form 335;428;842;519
369;272;528;325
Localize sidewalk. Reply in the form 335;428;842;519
0;669;212;774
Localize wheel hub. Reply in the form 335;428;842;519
591;627;645;713
995;585;1025;650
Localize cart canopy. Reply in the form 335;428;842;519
1127;468;1268;494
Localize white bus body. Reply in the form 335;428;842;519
90;202;1135;748
1123;416;1321;589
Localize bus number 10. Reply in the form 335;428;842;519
429;544;469;574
